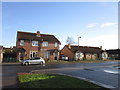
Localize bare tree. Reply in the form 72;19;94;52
66;37;75;44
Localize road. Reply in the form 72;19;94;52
1;61;120;89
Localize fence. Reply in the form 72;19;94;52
3;57;17;62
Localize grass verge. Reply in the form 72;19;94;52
18;73;108;89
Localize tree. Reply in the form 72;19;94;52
66;37;75;44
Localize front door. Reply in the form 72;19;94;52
30;51;37;58
54;52;58;60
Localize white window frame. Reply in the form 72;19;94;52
44;51;50;58
102;52;108;59
32;41;38;46
43;41;48;47
20;40;24;46
55;42;58;47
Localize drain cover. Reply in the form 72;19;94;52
83;68;94;71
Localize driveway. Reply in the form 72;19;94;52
1;61;120;89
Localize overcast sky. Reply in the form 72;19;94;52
1;2;118;50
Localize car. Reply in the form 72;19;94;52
60;55;69;61
21;57;45;66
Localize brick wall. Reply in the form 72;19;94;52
61;47;74;60
17;40;60;60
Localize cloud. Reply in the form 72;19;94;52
87;23;97;28
101;22;117;27
79;34;118;50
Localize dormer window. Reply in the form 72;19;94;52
32;41;38;46
43;41;48;47
55;42;58;47
20;40;24;46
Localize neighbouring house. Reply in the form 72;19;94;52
0;46;3;63
3;46;17;62
16;31;61;61
60;44;102;60
106;49;120;60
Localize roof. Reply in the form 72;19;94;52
17;31;61;44
47;49;59;53
17;48;26;53
106;49;120;54
64;45;102;54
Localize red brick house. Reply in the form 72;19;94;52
16;31;61;61
60;44;102;60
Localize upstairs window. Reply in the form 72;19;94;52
32;41;38;46
43;42;48;47
55;42;58;47
20;40;24;46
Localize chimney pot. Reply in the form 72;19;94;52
68;44;71;49
36;31;40;37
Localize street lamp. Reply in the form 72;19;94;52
78;36;81;46
77;36;81;60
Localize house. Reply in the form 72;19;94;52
60;44;102;60
106;49;120;60
16;31;61;61
0;46;3;63
2;46;17;62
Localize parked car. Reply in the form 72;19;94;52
60;55;69;61
21;57;45;66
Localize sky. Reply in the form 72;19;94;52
1;2;118;50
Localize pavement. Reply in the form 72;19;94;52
2;63;44;88
1;61;120;89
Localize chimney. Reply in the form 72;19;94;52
68;44;71;49
100;46;102;49
36;31;40;37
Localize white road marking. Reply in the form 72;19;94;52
104;70;119;74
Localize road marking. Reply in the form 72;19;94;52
104;70;119;74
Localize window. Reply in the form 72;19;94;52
116;54;118;57
55;42;58;47
20;40;24;46
44;51;50;58
112;54;115;57
34;57;40;59
32;41;38;46
102;52;108;59
43;42;48;47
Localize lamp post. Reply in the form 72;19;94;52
78;36;81;46
77;36;81;60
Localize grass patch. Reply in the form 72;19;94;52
18;73;108;89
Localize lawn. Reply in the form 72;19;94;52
18;73;108;89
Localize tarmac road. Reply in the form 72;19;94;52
1;61;120;89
